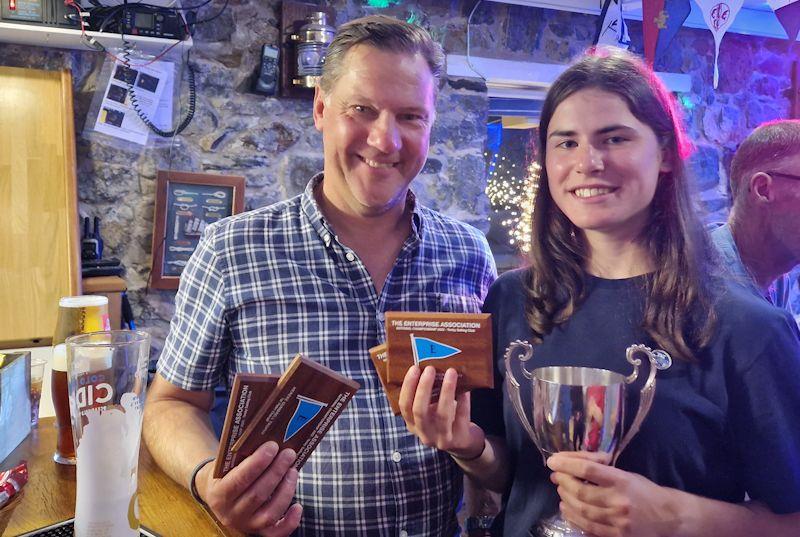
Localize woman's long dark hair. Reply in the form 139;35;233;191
526;47;717;362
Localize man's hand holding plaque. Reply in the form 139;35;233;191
369;312;494;415
215;356;360;478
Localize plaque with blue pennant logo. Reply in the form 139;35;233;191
384;312;494;392
232;355;360;470
284;395;327;442
411;334;462;364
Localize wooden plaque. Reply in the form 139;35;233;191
368;343;401;415
232;355;359;469
213;373;279;478
385;312;494;391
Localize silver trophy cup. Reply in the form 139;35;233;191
504;340;671;537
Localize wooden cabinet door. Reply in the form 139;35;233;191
0;66;80;347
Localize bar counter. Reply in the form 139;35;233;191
2;417;242;536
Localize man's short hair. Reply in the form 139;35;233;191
730;119;800;202
319;14;444;94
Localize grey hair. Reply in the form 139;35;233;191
319;14;444;94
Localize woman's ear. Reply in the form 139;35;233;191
658;146;674;174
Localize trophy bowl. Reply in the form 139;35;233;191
504;341;670;537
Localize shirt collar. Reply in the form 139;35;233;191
710;222;776;304
300;173;424;244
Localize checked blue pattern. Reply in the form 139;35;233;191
158;175;497;536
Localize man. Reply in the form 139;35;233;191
711;119;800;317
142;15;497;537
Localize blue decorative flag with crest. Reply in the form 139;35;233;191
654;0;692;64
410;334;462;364
284;395;327;442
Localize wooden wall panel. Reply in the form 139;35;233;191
0;66;80;348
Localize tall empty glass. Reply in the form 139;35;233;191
66;330;150;537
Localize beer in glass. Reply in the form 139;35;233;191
51;344;75;463
51;295;110;465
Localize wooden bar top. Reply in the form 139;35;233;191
2;417;238;536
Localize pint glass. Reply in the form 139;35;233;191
51;344;76;463
52;295;110;465
67;330;150;537
53;295;110;345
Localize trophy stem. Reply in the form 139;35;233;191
536;513;589;537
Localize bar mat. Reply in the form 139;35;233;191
17;519;159;537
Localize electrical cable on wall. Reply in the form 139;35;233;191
115;0;197;137
65;0;188;65
466;0;487;81
123;37;197;137
67;0;232;137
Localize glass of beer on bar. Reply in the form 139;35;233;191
51;295;110;465
51;344;75;463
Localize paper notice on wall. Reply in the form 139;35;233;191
94;60;174;145
152;68;175;133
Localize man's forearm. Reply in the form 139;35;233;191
143;396;219;489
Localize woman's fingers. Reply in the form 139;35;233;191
547;453;619;487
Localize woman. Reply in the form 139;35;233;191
399;47;800;537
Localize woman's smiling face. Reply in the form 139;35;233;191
545;88;672;242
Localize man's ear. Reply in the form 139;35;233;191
750;171;774;203
312;86;326;132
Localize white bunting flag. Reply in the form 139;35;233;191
692;0;744;88
595;0;632;49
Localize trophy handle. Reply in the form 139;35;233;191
614;344;670;465
503;340;544;463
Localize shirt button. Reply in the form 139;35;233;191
399;531;408;537
345;252;355;262
322;233;331;246
377;312;385;322
391;451;402;463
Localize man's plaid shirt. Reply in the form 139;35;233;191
158;175;497;536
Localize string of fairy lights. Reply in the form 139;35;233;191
485;153;540;254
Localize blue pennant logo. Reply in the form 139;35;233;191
284;395;327;442
410;333;462;364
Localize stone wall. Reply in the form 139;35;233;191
0;1;491;354
462;2;799;311
1;0;797;353
459;2;798;220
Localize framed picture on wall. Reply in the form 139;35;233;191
150;170;245;290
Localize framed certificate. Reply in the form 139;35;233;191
150;170;245;290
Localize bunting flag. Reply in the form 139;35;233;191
654;0;692;63
768;0;800;42
594;0;632;49
642;0;666;65
410;334;461;364
283;395;327;442
693;0;744;88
